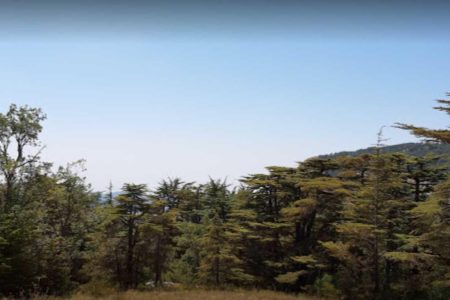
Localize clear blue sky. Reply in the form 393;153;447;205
0;1;449;191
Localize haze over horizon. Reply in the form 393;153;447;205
1;0;449;191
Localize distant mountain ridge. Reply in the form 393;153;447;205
100;143;450;197
320;142;450;159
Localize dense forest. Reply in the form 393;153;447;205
1;95;450;299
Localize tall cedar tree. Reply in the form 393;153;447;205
277;158;357;292
199;214;252;286
395;95;450;298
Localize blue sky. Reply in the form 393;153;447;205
0;1;449;190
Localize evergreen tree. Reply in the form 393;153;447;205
404;154;448;201
396;94;450;143
155;178;194;210
139;198;178;287
240;167;299;286
277;158;356;292
106;181;114;205
201;178;232;221
321;134;412;299
168;221;205;285
94;184;150;289
393;95;450;298
199;214;252;286
336;154;372;184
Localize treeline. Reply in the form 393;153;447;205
0;96;450;299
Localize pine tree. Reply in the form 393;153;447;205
201;178;232;221
98;184;151;289
394;95;450;298
336;154;372;184
155;178;194;210
396;94;450;143
106;181;114;205
239;167;299;286
139;198;178;287
168;221;205;285
199;214;252;286
119;184;150;288
321;134;411;299
277;158;356;292
404;154;448;201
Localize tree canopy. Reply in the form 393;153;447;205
0;95;449;299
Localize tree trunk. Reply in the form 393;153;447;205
4;173;14;207
126;220;135;289
215;256;220;285
154;237;162;287
415;179;421;201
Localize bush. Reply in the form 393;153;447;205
313;274;339;298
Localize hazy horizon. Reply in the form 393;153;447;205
1;0;449;191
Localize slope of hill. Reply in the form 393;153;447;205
320;142;450;159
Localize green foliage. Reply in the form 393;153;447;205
1;97;450;299
0;161;97;296
313;274;339;298
168;222;204;285
199;214;253;286
323;143;450;162
275;271;308;284
0;104;46;208
396;94;450;143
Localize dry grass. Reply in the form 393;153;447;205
37;290;320;300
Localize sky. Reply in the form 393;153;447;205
0;0;449;191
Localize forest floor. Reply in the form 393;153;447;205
32;290;321;300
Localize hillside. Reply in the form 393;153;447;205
320;142;450;159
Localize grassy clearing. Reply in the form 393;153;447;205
34;290;320;300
